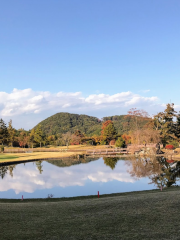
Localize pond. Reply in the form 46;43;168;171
0;156;180;199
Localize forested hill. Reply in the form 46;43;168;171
34;112;150;136
35;113;102;136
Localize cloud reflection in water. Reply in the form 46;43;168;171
0;158;136;195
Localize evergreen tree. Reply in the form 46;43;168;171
30;128;36;148
0;119;9;145
7;120;15;147
175;113;180;140
153;103;178;146
34;125;43;147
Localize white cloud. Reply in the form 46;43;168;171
3;88;179;129
0;88;159;118
0;88;158;115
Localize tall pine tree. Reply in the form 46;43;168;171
0;119;9;145
154;103;179;146
7;120;15;147
34;125;44;147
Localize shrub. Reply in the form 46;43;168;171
100;140;106;145
47;194;54;198
115;137;126;148
85;140;94;145
165;145;174;150
70;142;79;145
109;139;116;146
0;145;4;153
168;141;179;149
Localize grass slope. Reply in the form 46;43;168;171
1;188;180;239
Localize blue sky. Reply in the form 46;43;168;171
0;0;180;129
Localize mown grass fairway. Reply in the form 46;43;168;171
0;154;19;161
1;188;180;239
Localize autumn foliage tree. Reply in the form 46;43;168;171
101;120;117;144
18;130;29;148
70;130;84;145
122;134;131;145
91;135;103;145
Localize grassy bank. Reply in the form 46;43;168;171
0;151;80;162
0;145;111;163
1;187;180;239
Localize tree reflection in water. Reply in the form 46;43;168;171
0;165;16;179
126;156;162;179
8;165;16;177
36;161;43;174
102;156;180;189
103;157;119;170
1;157;180;190
0;160;44;179
150;157;180;188
0;166;8;179
126;156;180;189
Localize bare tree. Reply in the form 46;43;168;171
62;132;72;149
130;128;160;145
127;108;149;145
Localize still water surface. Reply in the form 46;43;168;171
0;157;179;199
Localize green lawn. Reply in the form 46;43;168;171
1;188;180;239
0;154;19;161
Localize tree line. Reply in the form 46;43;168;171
0;120;45;148
0;103;180;149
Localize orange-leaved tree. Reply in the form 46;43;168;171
122;134;131;145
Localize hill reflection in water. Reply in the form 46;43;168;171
0;156;179;199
